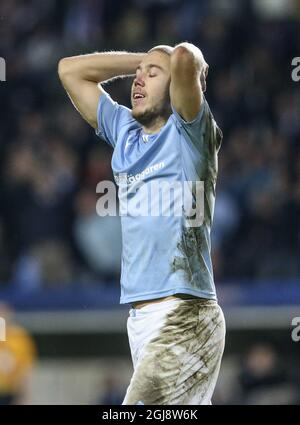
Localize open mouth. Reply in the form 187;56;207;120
133;93;145;100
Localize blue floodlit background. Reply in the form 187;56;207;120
0;0;300;404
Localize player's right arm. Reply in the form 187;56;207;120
58;52;146;129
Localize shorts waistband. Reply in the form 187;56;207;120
129;297;216;316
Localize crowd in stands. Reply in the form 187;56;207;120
1;0;300;289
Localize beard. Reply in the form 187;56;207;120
132;98;172;127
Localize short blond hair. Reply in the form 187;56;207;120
147;45;174;56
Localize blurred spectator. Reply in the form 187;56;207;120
237;343;298;404
74;188;122;280
98;375;124;405
13;240;74;290
0;303;37;405
63;0;104;46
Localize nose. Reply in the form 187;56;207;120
133;74;145;87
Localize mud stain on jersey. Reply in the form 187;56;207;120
123;298;225;405
171;226;210;286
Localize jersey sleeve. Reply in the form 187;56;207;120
95;91;133;148
171;97;222;154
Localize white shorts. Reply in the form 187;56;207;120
122;297;226;405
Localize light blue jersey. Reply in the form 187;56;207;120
96;91;222;304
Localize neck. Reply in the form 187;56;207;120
142;115;169;135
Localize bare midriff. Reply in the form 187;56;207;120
132;294;200;309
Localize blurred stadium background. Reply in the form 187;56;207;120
0;0;300;405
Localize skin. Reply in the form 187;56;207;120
130;45;208;134
58;43;208;133
130;50;172;134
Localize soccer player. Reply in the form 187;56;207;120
58;42;225;405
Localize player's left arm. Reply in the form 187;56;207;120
170;42;208;122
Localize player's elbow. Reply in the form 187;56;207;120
58;57;73;82
171;46;194;69
58;58;67;82
170;46;199;80
171;44;206;77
